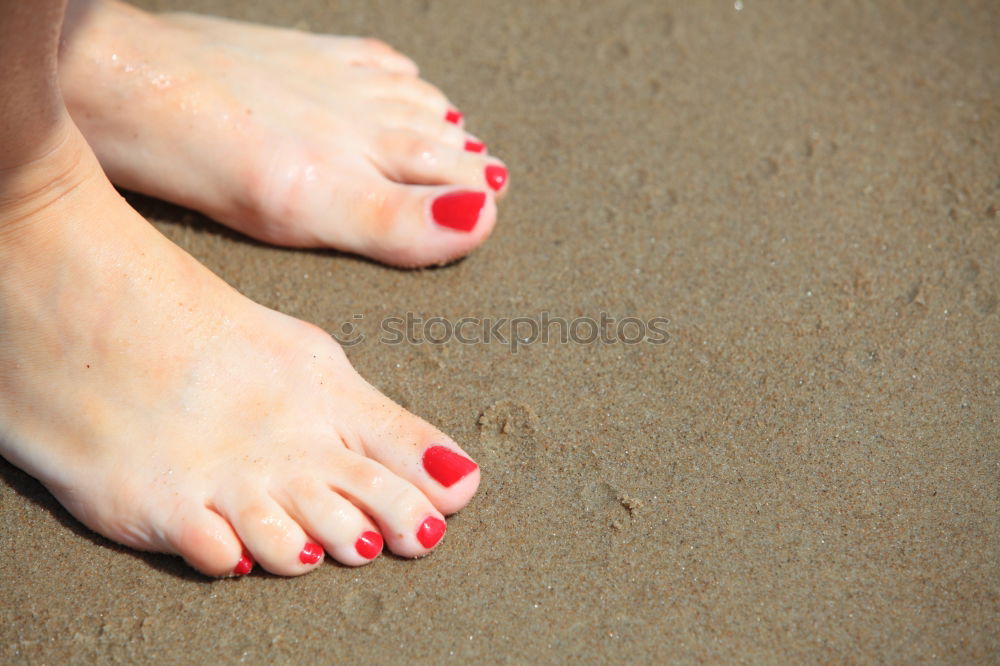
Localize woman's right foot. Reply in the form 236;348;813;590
0;122;480;576
60;0;507;267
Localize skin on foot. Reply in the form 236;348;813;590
0;124;480;577
59;0;508;267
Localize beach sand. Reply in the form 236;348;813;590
2;0;997;662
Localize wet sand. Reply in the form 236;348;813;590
2;0;997;662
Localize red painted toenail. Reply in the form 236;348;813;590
233;551;253;576
299;542;323;564
464;139;486;154
417;517;447;549
423;446;479;487
445;109;463;124
355;531;383;560
485;165;508;191
431;190;486;232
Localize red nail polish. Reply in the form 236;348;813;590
233;551;253;576
355;531;383;560
417;516;447;549
299;542;323;564
423;446;478;487
445;109;463;124
431;190;486;232
464;139;486;154
485;165;507;191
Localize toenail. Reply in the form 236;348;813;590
355;531;384;560
445;109;463;124
485;165;508;192
417;516;447;549
299;542;324;564
431;190;486;232
464;139;486;154
423;446;479;487
233;550;254;576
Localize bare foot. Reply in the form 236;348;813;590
0;122;480;576
59;0;508;267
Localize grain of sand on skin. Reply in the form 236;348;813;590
1;0;997;662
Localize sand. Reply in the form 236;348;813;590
2;0;998;662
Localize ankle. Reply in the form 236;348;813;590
0;122;101;239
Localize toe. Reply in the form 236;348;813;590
372;129;508;195
164;505;247;577
324;449;446;558
348;393;481;516
276;477;383;566
393;184;498;267
315;176;498;267
216;491;323;576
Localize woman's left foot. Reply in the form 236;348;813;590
59;0;507;267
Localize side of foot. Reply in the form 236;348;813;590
59;0;509;267
0;124;480;576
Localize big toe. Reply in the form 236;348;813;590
314;176;499;267
343;386;481;517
